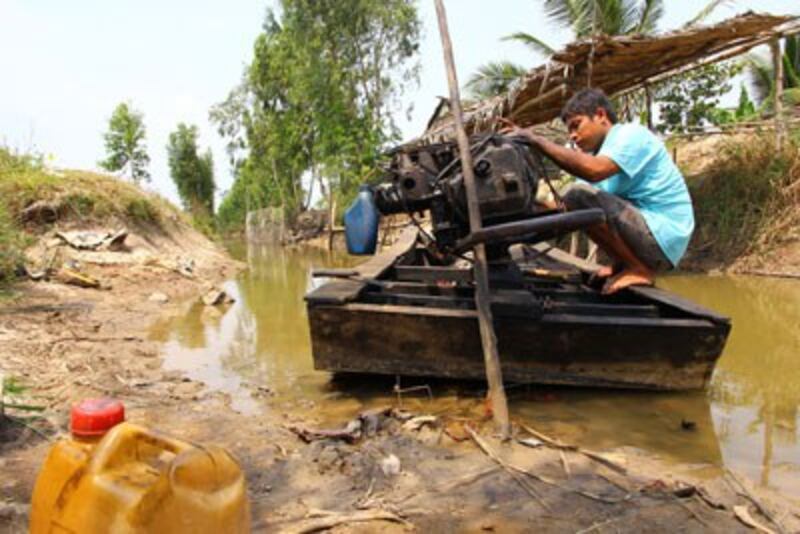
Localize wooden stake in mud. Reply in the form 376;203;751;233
433;0;511;439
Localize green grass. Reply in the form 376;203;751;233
0;147;184;229
0;203;25;286
0;146;194;283
125;197;161;224
687;129;800;267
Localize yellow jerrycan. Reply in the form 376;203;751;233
30;398;250;533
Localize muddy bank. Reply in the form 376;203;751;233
2;237;800;533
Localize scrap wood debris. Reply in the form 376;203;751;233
735;505;776;534
287;407;438;445
518;421;627;474
23;254;104;289
725;469;787;534
401;415;437;432
144;256;196;279
276;507;412;534
55;229;128;251
54;266;101;289
466;426;629;508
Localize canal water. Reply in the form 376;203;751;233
149;244;800;498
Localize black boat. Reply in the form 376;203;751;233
306;228;730;391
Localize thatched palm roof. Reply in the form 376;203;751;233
422;12;799;142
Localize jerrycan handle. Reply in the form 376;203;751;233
88;423;192;473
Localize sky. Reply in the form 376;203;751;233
1;0;798;207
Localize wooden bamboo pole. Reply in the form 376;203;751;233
771;38;785;149
433;0;511;439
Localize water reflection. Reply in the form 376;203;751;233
663;275;800;496
150;246;800;498
149;244;356;412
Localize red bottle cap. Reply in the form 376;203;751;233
71;398;125;438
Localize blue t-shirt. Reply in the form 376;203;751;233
594;123;694;267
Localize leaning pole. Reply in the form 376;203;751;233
433;0;511;439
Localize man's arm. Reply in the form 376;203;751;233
523;133;619;183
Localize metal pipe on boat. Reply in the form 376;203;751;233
453;208;606;253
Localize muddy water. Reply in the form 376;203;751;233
150;246;800;498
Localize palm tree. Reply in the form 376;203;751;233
746;35;800;109
465;61;529;100
538;0;664;39
466;0;728;100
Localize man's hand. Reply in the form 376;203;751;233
497;118;539;146
496;117;619;183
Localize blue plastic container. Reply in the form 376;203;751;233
344;185;380;255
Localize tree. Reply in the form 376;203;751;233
467;0;726;100
537;0;665;38
212;0;421;230
655;62;741;133
465;61;528;100
708;84;757;125
746;35;800;107
166;123;215;216
99;102;150;184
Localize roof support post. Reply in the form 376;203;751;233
771;38;785;149
433;0;511;440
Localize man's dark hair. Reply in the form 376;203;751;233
560;89;618;124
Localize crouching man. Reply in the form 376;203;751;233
504;89;694;294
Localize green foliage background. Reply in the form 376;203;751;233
655;62;743;133
211;0;420;231
99;102;151;184
167;123;215;217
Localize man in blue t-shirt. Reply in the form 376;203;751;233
503;89;694;294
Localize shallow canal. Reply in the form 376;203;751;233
149;244;800;498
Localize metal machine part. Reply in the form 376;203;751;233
374;134;550;249
372;134;604;256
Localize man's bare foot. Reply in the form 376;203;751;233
602;268;654;294
595;265;614;278
589;263;622;286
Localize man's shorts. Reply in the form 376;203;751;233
562;183;673;272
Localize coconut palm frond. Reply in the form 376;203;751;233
745;36;800;105
502;32;557;58
465;61;528;100
597;0;628;36
570;0;597;37
634;0;665;34
784;54;800;89
542;0;582;30
571;0;641;37
785;36;800;86
684;0;732;28
527;0;667;41
745;53;774;104
617;0;646;35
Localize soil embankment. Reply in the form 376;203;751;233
677;131;800;276
2;169;800;532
